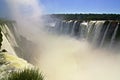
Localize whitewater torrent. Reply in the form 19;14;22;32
4;0;120;80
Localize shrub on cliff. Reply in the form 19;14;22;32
3;68;44;80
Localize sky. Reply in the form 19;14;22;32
0;0;120;18
0;0;10;18
40;0;120;14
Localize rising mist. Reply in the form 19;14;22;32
5;0;120;80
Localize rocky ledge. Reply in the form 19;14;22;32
0;50;33;80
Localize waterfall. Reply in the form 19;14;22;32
64;21;70;35
2;0;120;80
79;21;88;39
1;19;120;80
1;31;16;55
68;20;74;34
91;21;105;46
87;21;97;41
1;24;18;47
109;22;119;48
60;21;64;34
0;22;38;63
62;21;68;34
0;23;18;55
53;20;120;48
71;21;77;36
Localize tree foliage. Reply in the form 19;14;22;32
50;14;120;20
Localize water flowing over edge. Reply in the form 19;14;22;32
1;0;120;80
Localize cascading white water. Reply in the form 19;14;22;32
71;21;77;36
110;22;119;48
79;21;88;39
3;0;120;80
0;24;17;55
91;21;105;45
100;22;111;47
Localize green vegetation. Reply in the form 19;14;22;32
0;18;15;24
2;68;44;80
50;14;120;20
0;51;42;80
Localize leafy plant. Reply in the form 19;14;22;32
3;68;44;80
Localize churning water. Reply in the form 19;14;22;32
3;0;120;80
